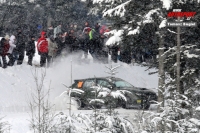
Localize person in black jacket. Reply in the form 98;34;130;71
26;36;35;66
68;29;77;52
55;33;64;57
16;28;26;65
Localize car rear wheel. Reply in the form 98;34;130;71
122;102;129;109
142;103;150;109
93;104;102;109
118;98;130;109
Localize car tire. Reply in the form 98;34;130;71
142;103;150;110
95;104;102;109
118;99;129;109
141;99;150;110
122;102;129;109
140;94;150;110
88;103;102;110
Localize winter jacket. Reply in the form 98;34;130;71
68;33;76;44
55;36;64;53
89;29;99;40
54;25;62;38
26;40;35;56
0;38;10;56
47;38;58;57
37;31;48;53
8;35;16;54
16;32;25;49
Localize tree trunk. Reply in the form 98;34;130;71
158;34;165;111
176;17;181;94
157;33;165;133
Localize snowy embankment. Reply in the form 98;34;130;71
0;51;158;112
0;51;158;133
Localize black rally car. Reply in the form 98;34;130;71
70;77;157;109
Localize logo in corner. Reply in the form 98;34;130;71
167;9;197;27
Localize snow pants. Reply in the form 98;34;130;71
0;55;7;68
7;53;14;66
17;47;25;65
27;54;34;66
40;52;48;67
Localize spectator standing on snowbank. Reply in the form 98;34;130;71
8;35;16;66
26;36;35;66
15;28;26;65
81;27;91;59
47;35;58;67
0;37;10;68
68;29;76;52
55;32;64;57
47;26;54;37
37;31;48;67
54;24;62;38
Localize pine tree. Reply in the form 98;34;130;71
88;0;200;132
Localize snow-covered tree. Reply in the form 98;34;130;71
88;0;200;132
156;1;200;132
87;0;167;64
0;117;10;133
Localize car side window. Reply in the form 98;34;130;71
115;81;126;88
97;79;111;88
82;79;95;89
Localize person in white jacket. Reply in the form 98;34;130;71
8;35;16;66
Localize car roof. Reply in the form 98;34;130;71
74;76;123;82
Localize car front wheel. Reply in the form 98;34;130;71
141;99;150;110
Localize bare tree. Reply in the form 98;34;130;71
28;68;57;133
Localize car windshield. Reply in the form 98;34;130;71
113;80;133;88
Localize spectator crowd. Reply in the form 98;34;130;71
0;21;112;68
0;21;156;69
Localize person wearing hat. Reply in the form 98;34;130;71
37;31;48;67
26;36;35;66
81;27;91;59
3;35;10;55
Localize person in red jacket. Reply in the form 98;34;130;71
37;31;48;67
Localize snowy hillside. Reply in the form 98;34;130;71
0;51;158;132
